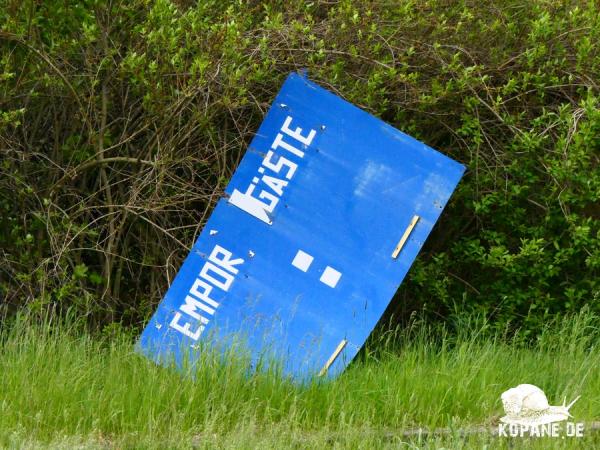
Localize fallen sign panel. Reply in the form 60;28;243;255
138;72;465;380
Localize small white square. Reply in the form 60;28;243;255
291;250;313;272
320;266;342;288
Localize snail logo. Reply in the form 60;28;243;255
498;384;584;438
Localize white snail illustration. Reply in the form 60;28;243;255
500;384;580;426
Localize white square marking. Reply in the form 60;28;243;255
292;250;314;272
320;266;341;288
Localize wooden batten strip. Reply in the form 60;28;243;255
392;215;420;259
318;339;348;376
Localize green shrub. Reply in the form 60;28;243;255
0;0;598;334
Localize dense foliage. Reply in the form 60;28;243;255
1;0;598;333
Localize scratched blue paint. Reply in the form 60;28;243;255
137;72;465;380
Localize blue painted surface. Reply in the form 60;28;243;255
137;72;465;380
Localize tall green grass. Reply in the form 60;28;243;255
1;310;599;449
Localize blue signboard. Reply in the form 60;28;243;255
138;72;465;380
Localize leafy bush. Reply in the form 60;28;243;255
1;0;598;333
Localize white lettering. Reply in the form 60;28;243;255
189;278;219;308
281;115;316;145
261;175;288;196
169;312;204;340
257;188;279;213
180;294;215;318
499;422;585;439
228;115;317;223
262;151;297;179
208;245;245;274
169;244;245;340
200;262;234;291
229;185;273;224
272;133;304;158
